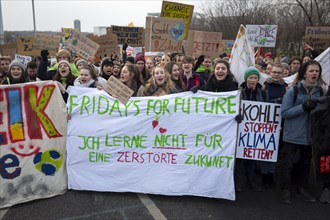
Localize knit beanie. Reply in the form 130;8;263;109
9;60;25;72
57;60;72;72
101;58;113;69
76;59;87;67
126;56;135;64
244;67;260;81
135;53;145;64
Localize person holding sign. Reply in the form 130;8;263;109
1;60;28;85
235;67;268;192
201;60;238;93
137;66;177;96
164;61;186;92
280;60;326;204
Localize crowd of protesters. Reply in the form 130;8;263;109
0;41;329;205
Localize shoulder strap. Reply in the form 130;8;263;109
293;85;298;105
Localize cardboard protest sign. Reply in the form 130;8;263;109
145;17;185;53
65;29;100;60
0;42;17;58
32;32;61;56
16;37;39;56
61;28;75;47
66;89;240;200
89;33;120;59
102;76;134;104
246;25;278;47
304;26;330;50
0;81;68;208
186;30;222;58
161;1;194;40
236;100;282;162
219;39;235;54
15;54;32;66
108;25;144;47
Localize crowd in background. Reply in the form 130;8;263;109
0;41;329;205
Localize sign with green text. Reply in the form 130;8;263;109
66;88;240;200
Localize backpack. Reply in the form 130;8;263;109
293;85;324;105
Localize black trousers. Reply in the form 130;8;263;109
280;142;312;190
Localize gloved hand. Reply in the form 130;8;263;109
235;114;244;123
122;42;128;51
302;100;317;111
41;50;49;61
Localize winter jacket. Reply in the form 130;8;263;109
240;82;268;102
281;81;323;145
264;79;287;104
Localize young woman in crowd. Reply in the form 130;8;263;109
280;60;326;204
202;60;238;92
53;60;77;102
137;66;177;96
135;53;150;83
74;65;100;88
235;67;268;192
112;61;122;79
120;64;140;97
75;58;88;71
145;58;155;79
99;58;114;81
1;60;28;85
164;61;186;93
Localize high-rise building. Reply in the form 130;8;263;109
74;19;81;32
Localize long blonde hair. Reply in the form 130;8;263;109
143;66;175;94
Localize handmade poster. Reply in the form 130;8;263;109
89;33;120;58
304;26;330;50
14;54;32;66
66;88;240;201
32;32;61;56
246;25;278;47
186;30;222;58
16;37;39;56
145;17;185;53
108;25;144;47
236;100;282;162
102;76;134;104
161;1;194;40
0;81;68;208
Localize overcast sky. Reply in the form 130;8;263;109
2;0;204;32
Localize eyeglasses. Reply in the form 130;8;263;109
271;71;282;75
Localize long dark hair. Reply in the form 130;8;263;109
213;60;237;82
292;60;326;86
164;61;185;91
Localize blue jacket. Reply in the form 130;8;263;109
281;81;323;145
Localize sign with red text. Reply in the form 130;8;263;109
145;17;185;53
186;30;222;58
236;100;282;162
246;25;278;47
66;88;240;200
161;1;194;40
0;81;68;208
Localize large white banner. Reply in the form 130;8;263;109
236;100;282;162
0;81;68;208
66;87;240;200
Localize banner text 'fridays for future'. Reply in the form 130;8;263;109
66;87;240;200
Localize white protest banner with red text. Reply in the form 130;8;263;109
66;88;240;201
236;100;282;162
0;81;68;208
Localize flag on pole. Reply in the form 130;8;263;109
229;25;256;85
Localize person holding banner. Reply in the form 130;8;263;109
1;60;28;85
74;65;101;88
235;67;268;192
137;66;177;96
53;60;77;102
164;61;186;93
280;60;327;204
120;64;140;97
201;60;238;93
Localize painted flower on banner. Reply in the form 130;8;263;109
33;149;63;176
171;23;184;41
